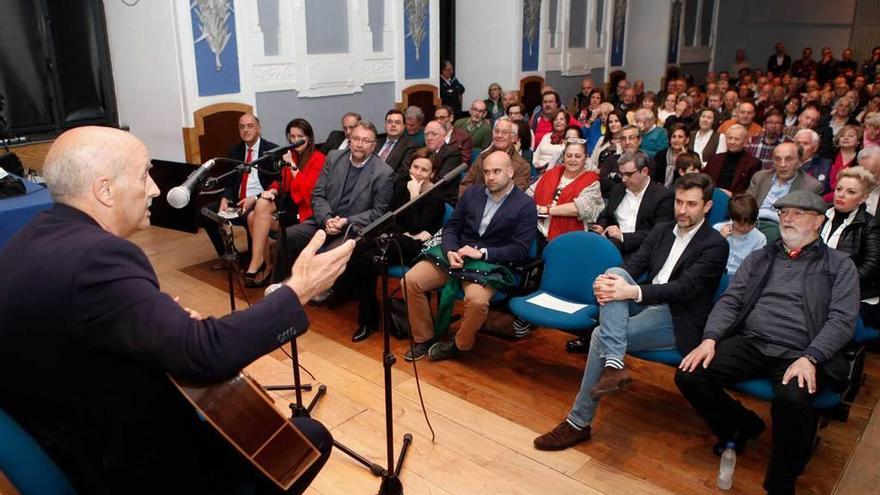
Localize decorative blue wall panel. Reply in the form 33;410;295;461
522;0;542;71
404;0;430;79
191;0;241;96
610;0;627;67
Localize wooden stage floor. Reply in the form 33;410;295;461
132;225;880;495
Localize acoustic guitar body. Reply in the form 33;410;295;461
170;372;320;490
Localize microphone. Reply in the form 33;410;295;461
167;159;216;209
440;162;468;182
265;139;307;158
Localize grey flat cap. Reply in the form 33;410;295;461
772;190;827;214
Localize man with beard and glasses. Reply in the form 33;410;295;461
534;173;727;451
676;190;858;495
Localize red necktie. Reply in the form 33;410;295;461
245;147;253;164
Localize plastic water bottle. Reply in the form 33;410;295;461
717;442;736;490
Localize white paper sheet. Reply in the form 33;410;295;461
526;293;588;314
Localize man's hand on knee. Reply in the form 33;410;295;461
679;339;716;373
593;273;637;304
782;357;817;394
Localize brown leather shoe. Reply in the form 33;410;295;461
590;366;631;399
533;421;591;451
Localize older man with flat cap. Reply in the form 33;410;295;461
676;190;859;495
0;126;354;494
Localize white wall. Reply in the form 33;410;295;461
623;0;672;92
103;1;186;162
712;0;856;75
455;0;521;105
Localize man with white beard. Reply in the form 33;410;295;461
675;190;858;495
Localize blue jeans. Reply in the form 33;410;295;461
567;267;676;428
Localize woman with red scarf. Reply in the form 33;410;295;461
533;109;571;175
527;140;605;251
244;118;325;287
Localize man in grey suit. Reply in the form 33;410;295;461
271;121;394;283
747;142;824;243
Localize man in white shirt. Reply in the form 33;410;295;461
534;173;729;451
593;151;675;255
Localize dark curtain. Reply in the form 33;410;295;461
0;1;57;132
0;0;115;134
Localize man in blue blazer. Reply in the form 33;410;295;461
0;127;354;494
534;173;728;451
403;151;537;361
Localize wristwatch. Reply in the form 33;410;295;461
479;248;488;260
804;355;819;365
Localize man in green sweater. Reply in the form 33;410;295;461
455;99;493;155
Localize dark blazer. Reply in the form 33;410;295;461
310;149;394;228
442;184;537;263
223;138;278;202
622;220;730;354
0;204;310;494
596;179;675;255
767;54;792;76
800;156;833;195
320;130;346;154
703;151;762;195
377;134;418;178
651;148;673;186
433;143;464;204
825;204;880;299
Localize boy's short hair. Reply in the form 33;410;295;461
728;193;759;224
674;152;702;173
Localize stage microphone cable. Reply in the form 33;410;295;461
393;236;437;443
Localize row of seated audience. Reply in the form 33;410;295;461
197;48;880;492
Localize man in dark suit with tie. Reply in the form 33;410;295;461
0;126;354;494
534;173;728;451
593;151;675;256
271;121;394;283
376;108;417;178
200;113;278;258
320;112;361;154
403;151;537;361
423;119;464;203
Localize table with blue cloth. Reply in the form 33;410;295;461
0;176;53;250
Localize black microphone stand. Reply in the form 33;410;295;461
347;165;465;494
245;151;387;479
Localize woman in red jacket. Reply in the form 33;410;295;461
244;118;325;286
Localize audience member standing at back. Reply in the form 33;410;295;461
440;59;465;116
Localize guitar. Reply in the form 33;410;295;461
169;372;320;491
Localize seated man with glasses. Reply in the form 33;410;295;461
270;121;394;284
592;151;674;256
676;190;858;495
459;117;531;196
454;99;493;154
746;142;823;244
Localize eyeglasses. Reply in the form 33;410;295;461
493;128;515;135
565;138;587;144
619;169;642;178
350;137;376;145
775;208;819;219
622;135;641;142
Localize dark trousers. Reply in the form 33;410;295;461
202;416;332;494
346;235;423;326
270;219;347;284
674;335;825;495
201;200;251;258
862;301;880;328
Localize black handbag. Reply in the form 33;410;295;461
386;297;411;339
0;172;26;198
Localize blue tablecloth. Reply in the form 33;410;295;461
0;176;53;250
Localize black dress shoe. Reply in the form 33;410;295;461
566;337;589;354
713;413;766;456
352;324;376;342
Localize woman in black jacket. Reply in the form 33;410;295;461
820;166;880;325
348;147;446;342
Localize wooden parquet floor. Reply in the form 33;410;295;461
131;225;880;495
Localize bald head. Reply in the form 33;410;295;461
43;126;158;237
482;150;514;194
